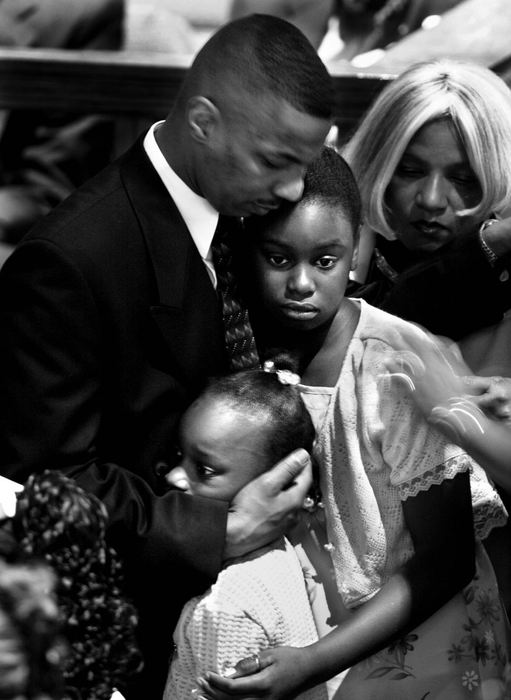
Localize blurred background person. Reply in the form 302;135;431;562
1;470;142;699
0;0;123;247
229;0;464;65
0;560;64;700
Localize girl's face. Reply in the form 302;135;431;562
386;118;482;253
177;397;267;501
252;201;358;331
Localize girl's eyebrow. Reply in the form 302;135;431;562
260;237;348;250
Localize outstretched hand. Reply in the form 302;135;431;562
224;449;312;560
196;646;312;700
380;329;473;414
381;328;511;425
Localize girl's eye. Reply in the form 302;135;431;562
197;464;215;478
267;254;289;267
316;256;337;269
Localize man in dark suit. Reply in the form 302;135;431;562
0;14;334;698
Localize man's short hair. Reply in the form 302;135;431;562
186;14;334;120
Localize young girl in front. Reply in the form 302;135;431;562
201;146;510;700
163;361;335;700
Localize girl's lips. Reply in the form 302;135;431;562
283;302;318;312
281;302;319;319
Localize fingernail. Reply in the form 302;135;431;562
223;666;237;678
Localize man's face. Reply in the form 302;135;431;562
198;96;331;218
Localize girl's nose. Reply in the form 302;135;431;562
165;465;190;491
287;265;314;297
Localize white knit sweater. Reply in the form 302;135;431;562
164;536;329;700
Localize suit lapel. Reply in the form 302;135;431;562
119;141;227;385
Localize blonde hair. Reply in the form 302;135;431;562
343;59;511;239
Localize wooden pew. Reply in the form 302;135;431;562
0;46;391;142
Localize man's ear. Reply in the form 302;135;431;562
187;96;220;143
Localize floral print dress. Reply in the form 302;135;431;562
300;301;510;700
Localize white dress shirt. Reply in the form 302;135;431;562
143;121;219;287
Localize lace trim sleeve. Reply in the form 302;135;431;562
397;454;507;540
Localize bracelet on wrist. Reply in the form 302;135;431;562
478;219;499;266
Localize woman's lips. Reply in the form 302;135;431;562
412;220;448;236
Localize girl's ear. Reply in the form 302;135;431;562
350;230;360;272
187;96;220;143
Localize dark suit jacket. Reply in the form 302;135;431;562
0;140;230;697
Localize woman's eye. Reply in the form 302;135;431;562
396;164;422;178
316;257;337;269
451;174;478;188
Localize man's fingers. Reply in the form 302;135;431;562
265;449;312;494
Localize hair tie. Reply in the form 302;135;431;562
263;360;301;386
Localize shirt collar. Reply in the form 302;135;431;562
143;121;219;260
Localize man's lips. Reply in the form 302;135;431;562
254;200;280;213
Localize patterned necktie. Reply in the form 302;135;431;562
211;216;260;371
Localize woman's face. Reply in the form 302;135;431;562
385;118;482;254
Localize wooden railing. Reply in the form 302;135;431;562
0;46;391;141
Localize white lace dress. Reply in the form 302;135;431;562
300;300;510;700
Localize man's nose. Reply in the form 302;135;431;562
273;173;305;202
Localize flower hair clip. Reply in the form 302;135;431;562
263;360;301;386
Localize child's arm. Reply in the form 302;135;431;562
166;589;271;699
197;471;475;699
187;599;269;678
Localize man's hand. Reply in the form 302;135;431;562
224;449;312;560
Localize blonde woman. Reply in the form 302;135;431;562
343;59;511;342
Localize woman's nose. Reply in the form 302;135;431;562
416;174;448;212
